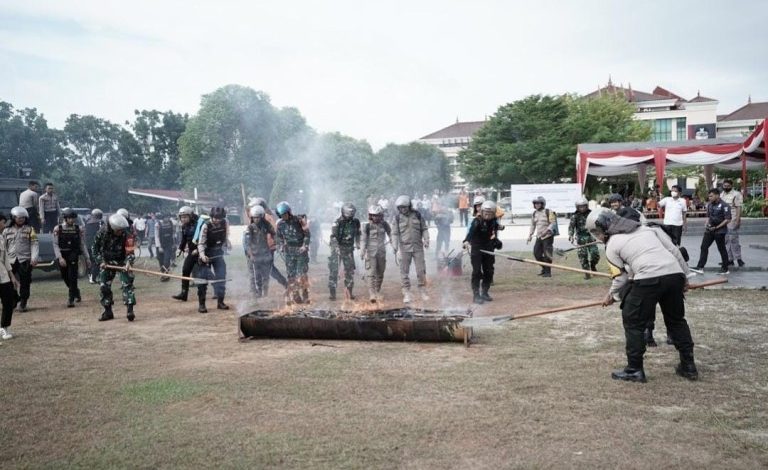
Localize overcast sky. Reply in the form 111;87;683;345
1;0;765;149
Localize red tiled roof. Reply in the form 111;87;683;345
584;84;673;102
718;101;768;121
420;121;486;140
652;86;685;100
688;94;717;103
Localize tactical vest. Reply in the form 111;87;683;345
58;224;82;257
333;217;360;247
85;219;103;243
180;217;198;251
205;221;227;252
158;220;175;246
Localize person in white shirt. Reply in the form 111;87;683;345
18;181;41;233
133;216;147;246
658;185;687;246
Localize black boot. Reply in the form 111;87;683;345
611;367;647;383
75;290;82;303
67;297;75;308
19;299;27;312
198;295;207;313
473;291;484;305
172;289;188;301
126;304;135;322
676;353;698;381
329;287;336;301
644;328;658;347
98;306;114;321
481;290;493;302
217;297;230;310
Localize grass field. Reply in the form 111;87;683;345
2;251;767;469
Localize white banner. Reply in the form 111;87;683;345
510;183;582;215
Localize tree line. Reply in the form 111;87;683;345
1;84;451;216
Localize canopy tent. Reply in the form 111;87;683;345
576;119;766;190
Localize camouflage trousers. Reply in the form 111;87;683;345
575;236;600;270
328;246;356;291
284;247;310;301
98;265;136;307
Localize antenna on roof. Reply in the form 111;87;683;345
748;94;752;104
608;74;613;87
697;90;701;97
456;116;459;123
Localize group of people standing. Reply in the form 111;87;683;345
18;180;62;234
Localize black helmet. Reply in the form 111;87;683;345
608;193;623;203
210;207;227;219
62;208;77;219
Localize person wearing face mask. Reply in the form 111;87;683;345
658;185;688;246
719;179;744;268
463;200;503;304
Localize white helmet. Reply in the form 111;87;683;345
178;206;194;216
108;213;129;230
575;197;589;207
11;206;29;219
91;208;103;219
116;208;130;219
395;195;411;208
473;196;485;206
250;205;265;218
341;203;356;218
480;200;497;212
368;205;383;216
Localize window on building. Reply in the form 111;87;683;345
676;118;686;140
651;119;673;141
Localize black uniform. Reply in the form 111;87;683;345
177;214;200;296
463;216;500;300
199;220;228;302
54;223;86;303
156;219;175;275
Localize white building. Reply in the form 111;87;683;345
716;98;768;137
418;120;486;190
584;80;719;141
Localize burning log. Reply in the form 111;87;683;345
240;308;473;344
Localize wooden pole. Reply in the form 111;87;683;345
103;265;228;284
481;250;614;278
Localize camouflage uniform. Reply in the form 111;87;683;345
568;210;600;271
276;215;311;304
328;216;361;297
362;220;390;300
92;226;136;308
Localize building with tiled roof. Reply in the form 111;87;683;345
586;78;720;142
418;119;488;189
717;98;768;137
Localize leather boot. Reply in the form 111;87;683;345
329;287;336;301
676;353;698;380
644;328;658;347
217;296;230;310
67;297;75;308
611;367;647;383
126;304;135;322
99;305;114;321
481;290;493;302
198;295;208;313
473;291;484;305
19;299;27;312
584;273;592;280
172;289;188;301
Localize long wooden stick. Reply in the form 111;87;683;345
554;240;601;256
480;250;614;278
103;265;228;284
462;278;727;327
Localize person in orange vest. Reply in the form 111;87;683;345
458;188;470;227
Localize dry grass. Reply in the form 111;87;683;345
1;251;767;469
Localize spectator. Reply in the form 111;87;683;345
18;181;41;233
690;188;731;275
720;179;744;268
38;182;61;233
645;191;658;212
433;203;454;259
458;188;470;227
658;185;687;246
146;212;157;258
134;214;147;247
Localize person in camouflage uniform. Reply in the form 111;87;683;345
246;205;276;298
328;202;361;300
275;201;311;305
568;197;600;279
92;213;136;322
362;205;390;303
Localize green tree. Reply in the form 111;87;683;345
458;94;651;188
130;110;188;188
375;142;451;197
0;102;66;178
179;85;309;204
